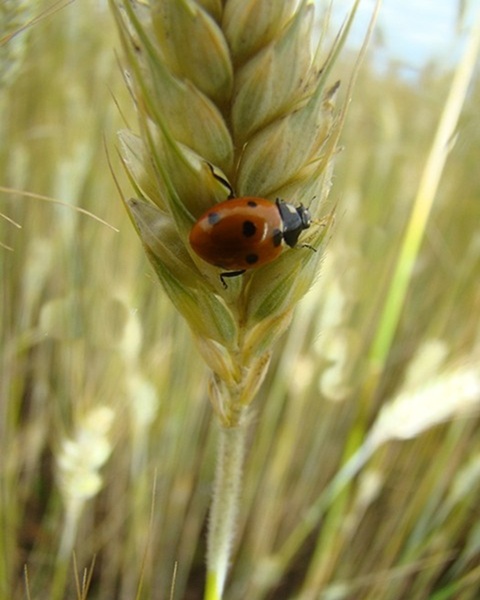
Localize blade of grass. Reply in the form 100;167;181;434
367;9;480;375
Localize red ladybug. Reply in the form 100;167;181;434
189;197;312;286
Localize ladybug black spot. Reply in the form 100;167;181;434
207;212;221;225
245;253;259;265
242;220;257;238
247;200;258;207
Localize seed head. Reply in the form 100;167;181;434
112;0;341;425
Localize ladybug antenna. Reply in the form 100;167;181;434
207;162;235;199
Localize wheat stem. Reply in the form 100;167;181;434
206;423;247;599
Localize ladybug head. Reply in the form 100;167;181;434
276;199;312;248
297;204;312;230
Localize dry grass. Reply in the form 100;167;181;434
1;2;480;600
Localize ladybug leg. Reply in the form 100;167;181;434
206;162;236;199
299;243;317;253
220;269;246;289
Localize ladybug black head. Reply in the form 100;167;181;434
297;204;312;230
276;199;312;248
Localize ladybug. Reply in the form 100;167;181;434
189;197;312;287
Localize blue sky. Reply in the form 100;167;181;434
325;0;473;76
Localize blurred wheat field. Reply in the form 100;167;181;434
1;1;480;600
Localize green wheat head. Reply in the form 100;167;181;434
112;0;340;426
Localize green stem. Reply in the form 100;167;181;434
205;423;247;600
368;12;480;374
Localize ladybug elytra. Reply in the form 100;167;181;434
189;197;312;287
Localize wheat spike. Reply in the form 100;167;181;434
112;0;340;426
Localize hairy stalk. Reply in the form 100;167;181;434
206;425;246;600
